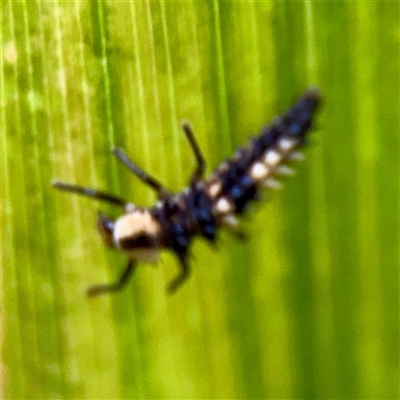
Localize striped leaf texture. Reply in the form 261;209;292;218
2;1;399;398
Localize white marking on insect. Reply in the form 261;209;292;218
262;178;283;190
289;151;305;161
214;197;234;214
217;161;229;173
113;210;161;245
125;203;137;212
208;181;222;198
276;166;295;176
263;150;282;166
278;137;297;152
250;162;270;181
221;214;238;228
196;181;205;189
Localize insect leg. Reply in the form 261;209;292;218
86;260;136;297
167;253;191;294
52;180;127;207
181;122;206;183
112;148;169;199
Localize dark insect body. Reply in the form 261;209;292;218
53;88;322;296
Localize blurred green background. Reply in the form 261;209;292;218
2;1;399;399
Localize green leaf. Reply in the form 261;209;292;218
3;1;398;398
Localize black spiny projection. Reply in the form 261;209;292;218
53;88;322;296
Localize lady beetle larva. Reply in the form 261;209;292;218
53;88;322;296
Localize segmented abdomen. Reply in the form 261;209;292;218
205;88;321;225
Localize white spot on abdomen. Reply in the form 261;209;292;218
263;150;282;166
214;197;234;214
250;162;270;181
208;181;222;198
278;137;297;152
